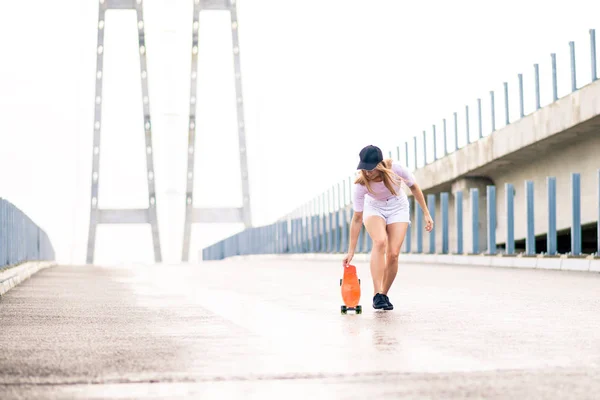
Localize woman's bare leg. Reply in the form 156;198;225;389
382;222;409;295
364;216;388;295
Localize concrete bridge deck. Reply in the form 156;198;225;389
1;259;600;399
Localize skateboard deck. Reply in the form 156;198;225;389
340;264;362;314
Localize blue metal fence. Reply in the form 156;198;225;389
0;198;55;270
203;170;600;260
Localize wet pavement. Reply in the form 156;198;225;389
1;258;600;399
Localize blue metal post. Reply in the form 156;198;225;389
405;141;409;168
592;29;598;82
300;214;306;253
413;136;418;169
456;191;463;254
304;215;309;253
487;185;496;255
505;183;514;255
454;111;459;151
432;125;437;161
274;222;280;255
526;181;535;255
260;228;264;255
276;223;280;254
274;222;279;254
416;205;423;253
504;82;509;125
287;219;292;253
490;91;496;132
301;217;306;253
443;118;448;155
357;225;364;253
292;220;297;254
470;188;479;254
310;217;319;253
405;198;412;252
547;177;557;255
284;220;290;253
422;130;427;165
341;208;348;254
308;204;313;252
256;229;260;256
311;215;317;253
441;192;449;254
570;41;577;92
552;53;558;101
396;146;400;161
322;213;326;253
335;208;340;253
296;218;301;253
328;212;333;253
284;220;289;254
321;214;326;253
427;194;435;254
518;74;524;118
465;105;470;144
296;217;301;253
477;98;483;139
275;222;280;254
324;189;333;253
572;173;581;255
534;64;541;110
335;184;341;252
314;214;319;253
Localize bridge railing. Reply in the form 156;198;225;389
203;170;600;260
203;26;600;260
268;27;600;230
388;28;598;173
0;198;55;271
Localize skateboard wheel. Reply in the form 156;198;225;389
341;305;347;314
339;279;342;286
358;279;361;285
356;305;362;314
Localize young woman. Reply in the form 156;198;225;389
343;145;433;310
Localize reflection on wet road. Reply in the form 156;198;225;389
1;258;600;399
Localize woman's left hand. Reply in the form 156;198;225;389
424;213;434;232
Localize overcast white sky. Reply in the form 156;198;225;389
0;0;599;265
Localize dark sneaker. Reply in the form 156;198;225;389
383;294;394;310
372;293;389;310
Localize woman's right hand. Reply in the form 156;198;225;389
343;252;354;267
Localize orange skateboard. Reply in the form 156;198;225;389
340;264;362;314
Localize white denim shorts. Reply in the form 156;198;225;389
363;195;411;225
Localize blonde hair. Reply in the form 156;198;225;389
354;159;401;195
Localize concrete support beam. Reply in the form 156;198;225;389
452;177;494;254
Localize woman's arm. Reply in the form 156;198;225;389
409;183;434;232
